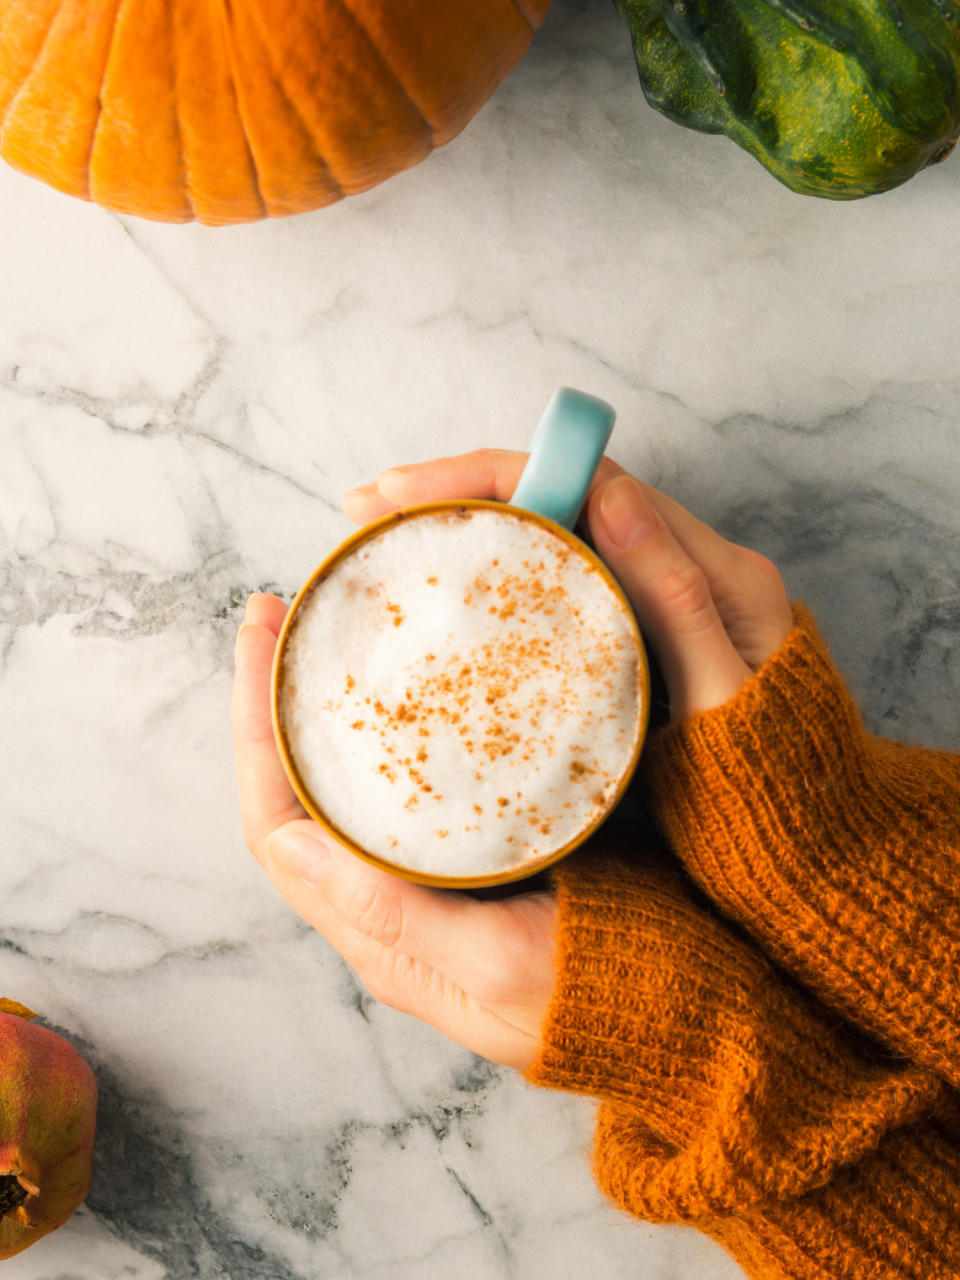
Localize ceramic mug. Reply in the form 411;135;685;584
271;388;650;888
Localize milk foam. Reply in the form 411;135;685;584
279;509;644;878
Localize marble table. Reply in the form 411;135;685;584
3;2;959;1276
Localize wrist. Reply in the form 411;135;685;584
522;847;771;1139
522;842;943;1222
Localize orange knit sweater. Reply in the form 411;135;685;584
524;605;960;1280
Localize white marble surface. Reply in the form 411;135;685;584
3;1;960;1276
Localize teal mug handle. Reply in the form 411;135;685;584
510;387;616;530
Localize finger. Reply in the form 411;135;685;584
615;487;793;666
373;448;625;509
244;592;288;635
589;476;753;718
264;821;556;1066
232;617;307;861
342;482;396;526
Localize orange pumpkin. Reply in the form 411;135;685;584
0;0;553;225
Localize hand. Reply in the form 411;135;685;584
232;592;558;1071
345;450;795;721
232;453;795;1073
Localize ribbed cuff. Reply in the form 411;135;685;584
705;1095;960;1280
522;845;941;1223
641;604;960;1083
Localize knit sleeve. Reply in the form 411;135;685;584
521;846;960;1280
522;846;946;1219
597;1095;960;1280
641;604;960;1088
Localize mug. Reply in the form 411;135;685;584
271;388;650;888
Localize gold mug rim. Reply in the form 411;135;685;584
270;499;652;889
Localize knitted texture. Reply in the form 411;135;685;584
524;606;960;1280
643;604;960;1087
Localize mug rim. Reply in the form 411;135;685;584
270;499;652;889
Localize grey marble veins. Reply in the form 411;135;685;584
2;0;959;1275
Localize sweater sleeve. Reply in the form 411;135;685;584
522;846;960;1280
640;604;960;1088
599;1097;960;1280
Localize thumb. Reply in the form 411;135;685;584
588;475;752;720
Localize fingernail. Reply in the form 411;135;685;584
599;476;658;549
377;466;413;494
267;828;332;888
343;481;378;503
234;621;254;658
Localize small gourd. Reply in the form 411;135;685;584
616;0;960;198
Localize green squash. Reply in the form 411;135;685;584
615;0;960;198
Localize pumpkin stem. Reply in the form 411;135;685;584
0;1175;29;1218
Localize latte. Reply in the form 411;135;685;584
276;505;645;879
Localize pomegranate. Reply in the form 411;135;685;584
0;999;97;1259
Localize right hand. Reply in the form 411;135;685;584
344;451;795;723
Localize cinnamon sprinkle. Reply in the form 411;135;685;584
339;552;635;840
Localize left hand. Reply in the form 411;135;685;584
232;592;558;1071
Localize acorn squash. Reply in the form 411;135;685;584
615;0;960;198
